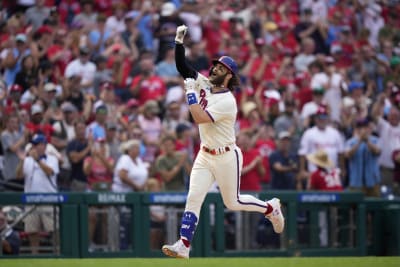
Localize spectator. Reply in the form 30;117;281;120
83;137;114;249
363;4;385;49
155;135;191;191
0;209;20;255
155;46;182;89
3;33;32;87
253;125;277;190
345;118;381;197
294;8;327;55
94;81;119;122
63;74;89;113
4;84;24;114
298;106;345;189
86;104;107;140
300;86;325;128
104;122;121;163
175;123;195;161
25;0;50;30
310;57;344;123
120;12;145;53
126;1;155;52
14;55;38;92
51;102;78;191
146;178;166;250
92;55;112;99
67;120;91;192
20;134;59;254
130;53;167;105
25;104;54;142
138;100;163;163
162;101;188;135
105;44;134;103
72;0;97;30
236;131;265;192
306;150;343;191
269;131;298;190
83;138;114;192
274;99;302;154
118;98;140;130
105;2;127;35
65;46;97;95
112;139;148;192
1;114;27;191
154;2;185;62
238;101;263;134
294;37;316;73
372;94;400;191
87;14;112;56
391;145;400;196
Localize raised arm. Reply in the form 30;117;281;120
175;25;197;79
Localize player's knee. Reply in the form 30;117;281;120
223;199;241;211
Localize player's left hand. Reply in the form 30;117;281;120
175;25;188;44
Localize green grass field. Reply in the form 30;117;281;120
1;257;399;267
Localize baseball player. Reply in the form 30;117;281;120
161;25;284;259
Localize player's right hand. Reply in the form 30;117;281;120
175;25;188;44
184;78;196;92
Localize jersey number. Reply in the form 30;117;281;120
199;89;208;110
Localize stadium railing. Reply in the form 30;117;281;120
0;191;399;258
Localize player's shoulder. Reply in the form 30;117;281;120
196;72;209;84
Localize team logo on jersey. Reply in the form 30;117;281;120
199;89;208;109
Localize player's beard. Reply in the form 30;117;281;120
210;73;229;87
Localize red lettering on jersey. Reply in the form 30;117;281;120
199;89;208;109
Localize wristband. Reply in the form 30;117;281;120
186;92;198;105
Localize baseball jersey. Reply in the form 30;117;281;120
298;126;344;172
194;73;237;148
309;168;343;191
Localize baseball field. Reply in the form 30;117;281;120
1;257;399;267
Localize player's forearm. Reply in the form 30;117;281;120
189;105;213;124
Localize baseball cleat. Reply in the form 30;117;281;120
162;239;190;259
265;198;285;234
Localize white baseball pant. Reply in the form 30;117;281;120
184;145;267;218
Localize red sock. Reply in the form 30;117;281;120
264;203;273;215
181;238;190;248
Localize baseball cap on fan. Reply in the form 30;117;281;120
278;131;291;140
161;2;176;16
315;105;329;119
31;104;44;115
31;134;47;145
15;33;27;43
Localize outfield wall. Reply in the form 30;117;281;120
0;191;399;258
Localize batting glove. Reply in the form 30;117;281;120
175;25;188;44
184;78;196;91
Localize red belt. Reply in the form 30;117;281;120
202;146;230;155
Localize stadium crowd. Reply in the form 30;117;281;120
1;0;400;195
0;0;400;253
